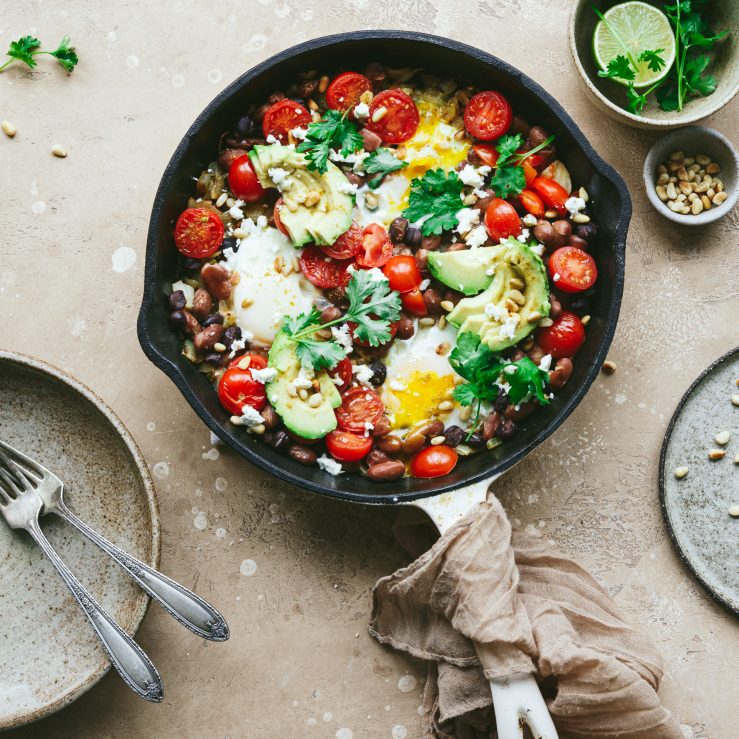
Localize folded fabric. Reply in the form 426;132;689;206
370;496;681;738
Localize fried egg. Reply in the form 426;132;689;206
222;224;319;347
381;321;467;433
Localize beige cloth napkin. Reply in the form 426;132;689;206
369;496;682;738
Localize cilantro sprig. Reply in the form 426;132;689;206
364;147;408;189
282;268;402;370
0;35;78;74
489;132;556;199
450;332;550;439
402;168;465;236
296;109;364;173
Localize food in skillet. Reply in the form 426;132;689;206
167;65;600;481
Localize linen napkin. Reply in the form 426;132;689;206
369;495;682;738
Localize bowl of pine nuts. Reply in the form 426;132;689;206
644;125;738;225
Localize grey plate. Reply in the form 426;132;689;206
660;347;739;615
0;351;160;730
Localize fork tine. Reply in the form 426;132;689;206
0;440;47;478
0;479;11;504
0;465;22;498
0;448;28;488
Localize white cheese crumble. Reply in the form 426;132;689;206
465;224;489;249
458;164;487;188
291;126;308;140
337;179;359;195
522;213;538;227
250;367;278;384
455;207;481;235
539;354;553;372
363;421;374;437
331;324;353;352
329;149;369;172
349;263;386;283
229;204;245;220
352;363;374;385
293;365;314;389
484;302;505;321
553;272;561;282
503;364;518;375
565;196;586;216
499;313;521;340
530;243;545;256
419;278;430;291
317;454;344;476
353;102;370;120
266;134;279;144
228;338;248;358
516;228;530;243
389;380;406;392
231;405;264;428
268;167;292;188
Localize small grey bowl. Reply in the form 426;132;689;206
643;125;739;225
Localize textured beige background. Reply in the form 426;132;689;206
1;1;738;737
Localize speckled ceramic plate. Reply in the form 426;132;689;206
660;347;739;615
0;351;160;730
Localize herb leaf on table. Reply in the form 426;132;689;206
1;35;78;74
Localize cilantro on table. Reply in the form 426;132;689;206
402;168;465;236
488;132;556;199
281;269;401;370
0;35;78;73
296;109;363;174
364;147;408;189
450;332;550;439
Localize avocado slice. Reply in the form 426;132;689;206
249;144;354;248
265;331;342;439
442;239;551;351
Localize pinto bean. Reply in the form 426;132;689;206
423;288;443;315
504;401;536;422
533;220;554;245
344;171;365;187
508;348;525;362
360;127;382;152
366;448;390;467
396;314;415;340
169;290;186;311
193;324;224;352
527;344;546;365
267;429;290;452
421;235;441;251
364;62;386;90
548;358;573;390
183;310;201;336
376;434;402;453
415;248;429;274
261;404;279;430
288;444;317;465
576;222;598;241
510;116;531;136
320;306;342;324
404;226;422;247
366;460;405;481
482;411;501;441
528;126;549;147
297;78;319;98
474;193;495;213
401;420;444;455
549;293;562;319
201;263;232;301
551;220;572;248
496;419;517;439
217;148;248;170
389;217;409;244
443;425;465;447
372;415;392;437
202;313;224;328
568;235;588;251
191;288;212;319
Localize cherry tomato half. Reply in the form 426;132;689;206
228;155;267;203
401;287;428;317
299;246;352;289
326;71;372;113
521;160;538;186
262;99;312;143
518;189;545;218
531;176;569;215
410;445;458;478
273;198;289;237
464;91;512;141
484;198;522;242
537;311;585;359
335;386;384;434
548;247;597;293
328;357;353;392
382;255;422;293
218;354;268;415
174;207;224;258
321;222;363;260
350;320;398;347
471;143;499;168
325;429;373;462
356;223;393;268
366;89;419;144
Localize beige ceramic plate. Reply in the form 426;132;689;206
0;351;160;730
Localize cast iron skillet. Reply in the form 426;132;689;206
138;31;630;504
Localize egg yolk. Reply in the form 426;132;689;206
387;370;457;430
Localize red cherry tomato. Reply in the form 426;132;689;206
328;357;353;392
325;72;372;113
273;198;289;237
325;429;373;462
382;255;422;293
531;176;569;215
218;354;268;415
537;311;585;359
521;160;538;186
299;246;352;289
464;91;512;141
350;321;398;348
484;198;522;242
410;445;458;478
518;189;545;218
548;247;597;293
335;386;384;434
471;143;499;168
401;287;428;317
366;89;419;144
228;155;267;203
262;99;311;143
321;222;363;260
356;223;393;268
174;207;224;258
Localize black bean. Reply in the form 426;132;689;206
389;217;408;244
267;429;290;452
467;432;485;449
169;310;187;328
235;115;254;137
494;392;510;412
203;352;223;366
576;222;598;241
368;361;387;387
443;425;464;447
496;419;517;439
223;326;243;347
404;226;422;247
221;236;238;253
183;257;202;273
169;290;186;311
202;313;224;328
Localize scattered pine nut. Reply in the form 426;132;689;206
318;75;329;94
439;300;454;312
581;314;591;326
708;449;726;460
715;430;731;446
728;504;739;517
731;394;739;407
674;466;689;479
419;317;435;327
308;392;323;408
430;435;446;446
371;106;388;123
241;298;253;309
437;400;454;412
213;342;226;353
2;121;17;138
734;453;739;464
601;360;617;375
237;357;251;370
251;424;266;435
51;144;67;158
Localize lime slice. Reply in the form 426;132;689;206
593;1;675;88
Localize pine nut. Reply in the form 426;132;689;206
578;186;589;202
238;357;252;370
676;193;686;202
731;394;739;406
251;424;266;435
696;154;711;165
359;90;373;105
371;106;388;123
51;144;67;158
572;213;590;224
674;466;689;479
544;209;558;219
695;181;709;193
701;195;712;210
438;315;447;330
677;166;689;181
729;504;739;517
527;311;542;323
509;277;525;290
712;191;728;206
601;360;617;375
298;388;309;400
656;185;668;201
539;317;554;327
706;162;720;174
683;156;695;166
216;192;228;207
437;400;454;412
687;162;700;173
509;289;526;305
706;187;715;199
679;181;692;196
668;161;682;172
691;198;703;215
657;173;670;185
581;314;591;325
440;300;455;312
307;98;320;111
708;449;726;460
213;342;226;353
435;342;450;355
715;430;730;445
273;255;284;272
2;121;16;138
308;392;323;408
666;182;677;200
318;75;329;93
459;405;472;422
430;435;446;446
287;383;298;397
281;262;294;276
669;150;684;161
657;164;668;174
419;317;435;327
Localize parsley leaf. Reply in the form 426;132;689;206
493;134;524;167
6;36;41;68
296;110;363;174
1;34;78;74
505;357;550;405
488;132;554;199
49;36;78;73
402;168;464;236
489;165;526;199
294;337;346;372
684;53;717;96
626;84;649;114
656;80;681;111
597;54;635;81
639;48;666;73
365;147;408;189
283;307;322;337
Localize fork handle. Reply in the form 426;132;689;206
26;519;163;702
56;502;229;641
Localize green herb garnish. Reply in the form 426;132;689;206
402;168;465;236
296;109;364;174
489;133;556;198
365;147;408;189
0;35;78;74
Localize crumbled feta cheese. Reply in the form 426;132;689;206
522;213;538;227
539;354;553;372
455;207;481;235
503;364;518;375
363;421;374;437
232;405;264;428
329;149;369;172
337;179;359;195
250;367;278;384
465;225;489;249
518;228;530;241
268;167;292;188
256;214;268;230
228;338;247;358
266;134;279;144
458;164;486;188
294;365;314;389
317;454;344;475
484;302;505;321
356;266;387;282
389;380;406;392
291;126;308;140
353;102;370;120
419;278;430;291
553;272;560;282
530;243;545;256
229;205;245;220
352;363;374;385
565;196;586;216
331;324;353;352
499;313;520;340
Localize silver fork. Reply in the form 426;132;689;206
0;449;164;702
0;439;229;642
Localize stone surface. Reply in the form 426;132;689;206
1;1;737;737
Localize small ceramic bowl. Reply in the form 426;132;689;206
643;125;738;225
569;0;739;129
